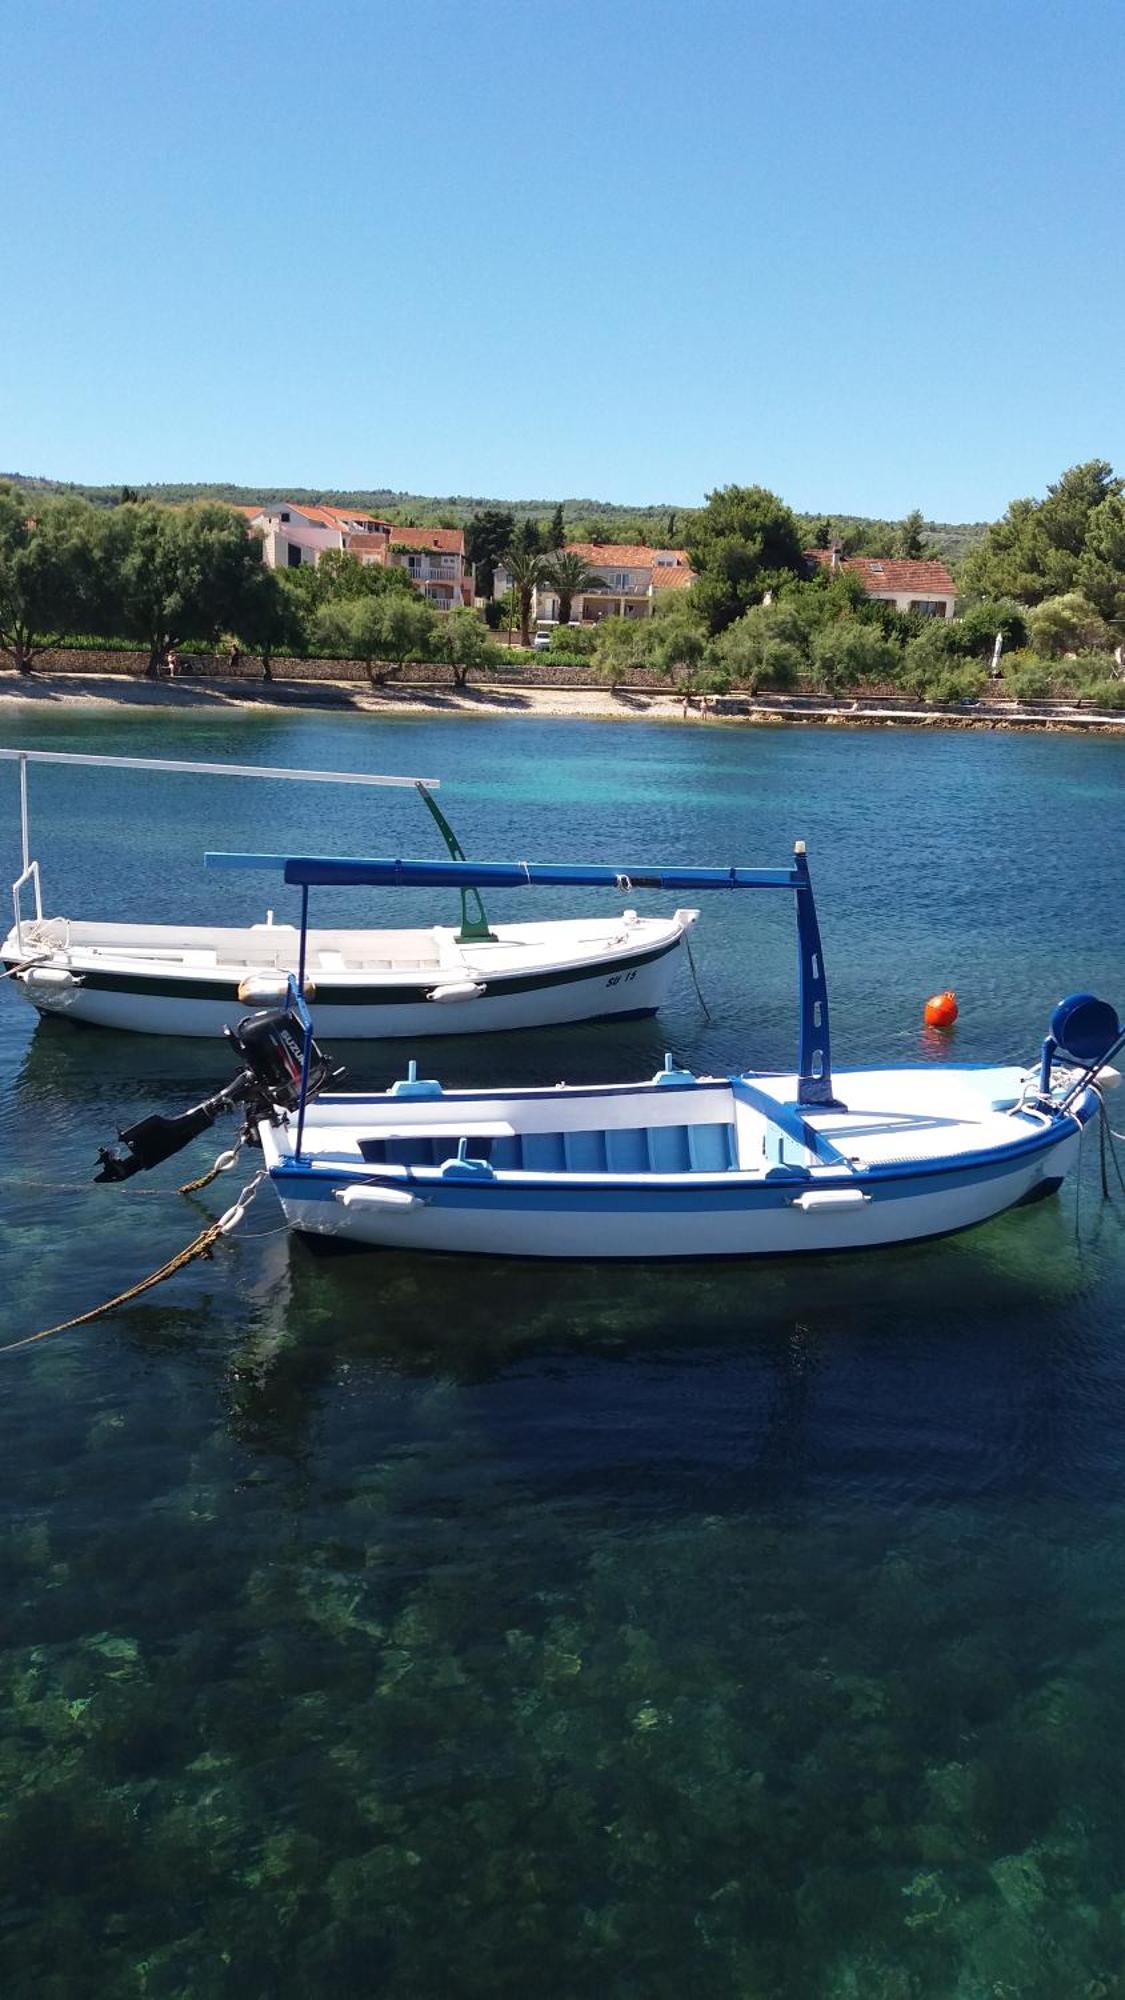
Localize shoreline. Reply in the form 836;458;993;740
0;672;1122;732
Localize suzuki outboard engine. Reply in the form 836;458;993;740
96;995;338;1183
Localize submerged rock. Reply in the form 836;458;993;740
990;1847;1048;1914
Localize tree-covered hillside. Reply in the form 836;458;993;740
0;473;985;568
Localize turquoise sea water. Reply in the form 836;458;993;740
1;710;1124;1998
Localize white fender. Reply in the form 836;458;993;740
427;980;486;1003
334;1183;423;1211
790;1188;869;1211
21;965;80;991
238;973;316;1004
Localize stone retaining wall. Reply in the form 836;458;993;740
32;649;679;688
18;650;1118;715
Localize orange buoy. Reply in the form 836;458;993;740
924;989;958;1029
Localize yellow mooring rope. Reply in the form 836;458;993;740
177;1138;244;1195
0;1166;266;1356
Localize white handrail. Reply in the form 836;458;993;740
0;750;440;788
12;860;42;955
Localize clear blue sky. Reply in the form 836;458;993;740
4;0;1123;520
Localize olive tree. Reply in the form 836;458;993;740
235;566;308;681
314;593;439;685
590;617;653;691
443;607;499;688
810;619;902;696
101;502;263;675
0;489;104;673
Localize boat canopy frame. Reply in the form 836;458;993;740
206;840;839;1143
0;749;511;954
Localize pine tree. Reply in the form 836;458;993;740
896;510;931;561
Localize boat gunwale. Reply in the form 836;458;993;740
265;1090;1092;1198
0;927;686;1002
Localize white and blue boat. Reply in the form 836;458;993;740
97;842;1122;1261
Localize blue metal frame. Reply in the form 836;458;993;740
209;840;837;1109
277;961;315;1164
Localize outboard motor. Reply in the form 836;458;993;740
95;996;339;1183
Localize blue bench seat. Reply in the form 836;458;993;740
358;1122;737;1175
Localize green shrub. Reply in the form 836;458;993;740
1027;592;1109;658
711;602;809;685
1005;659;1053;701
1053;648;1120;696
924;662;988;704
1083;678;1125;710
57;633;147;653
901;620;969;697
955;597;1029;658
810;619;903;692
550;623;596;657
752;639;803;691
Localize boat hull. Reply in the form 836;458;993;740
270;1141;1077;1258
2;919;689;1039
260;1071;1094;1260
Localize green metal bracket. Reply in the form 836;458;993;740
415;784;496;941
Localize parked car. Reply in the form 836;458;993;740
532;628;554;651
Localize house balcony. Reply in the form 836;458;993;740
580;598;652;623
401;561;461;583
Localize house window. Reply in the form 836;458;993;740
286;544;303;568
909;599;947;618
280;512;290;523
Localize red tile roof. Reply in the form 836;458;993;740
649;564;695;590
565;542;690;570
314;506;386;527
255;504;342;530
248;503;389;531
387;526;465;554
804;549;956;597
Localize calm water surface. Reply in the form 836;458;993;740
1;711;1124;1998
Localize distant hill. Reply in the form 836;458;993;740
0;473;988;569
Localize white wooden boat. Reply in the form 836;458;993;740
96;844;1122;1263
0;750;697;1039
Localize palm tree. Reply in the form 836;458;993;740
502;546;548;648
543;549;608;626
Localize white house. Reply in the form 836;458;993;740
243;503;389;569
494;543;696;625
244;505;471;606
804;548;957;618
376;526;472;609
